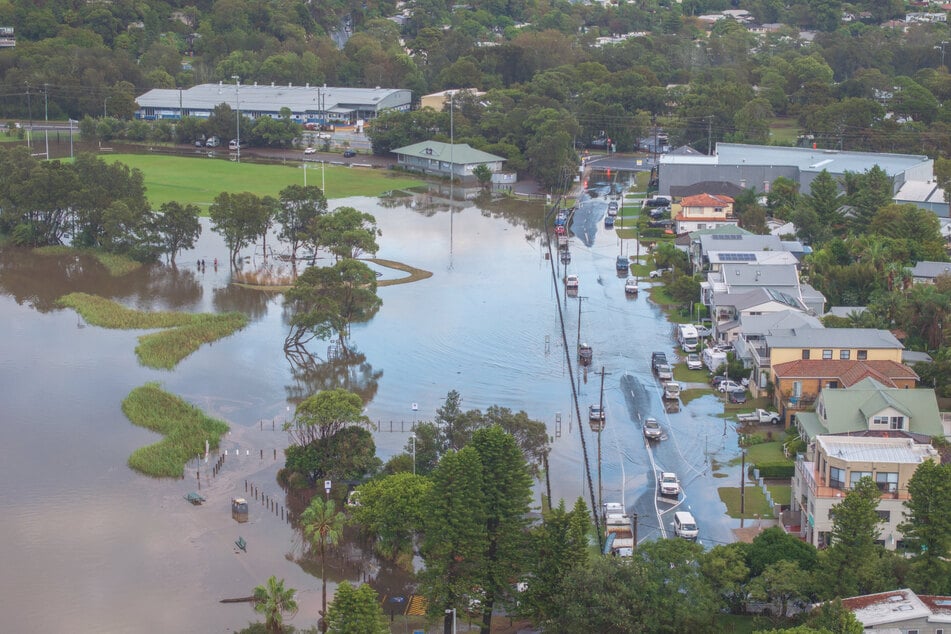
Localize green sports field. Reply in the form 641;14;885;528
103;154;426;208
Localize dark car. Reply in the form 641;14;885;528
616;256;629;272
727;389;748;404
343;149;356;158
710;375;731;388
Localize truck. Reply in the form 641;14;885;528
736;408;781;424
651;352;668;373
677;324;699;352
603;504;635;557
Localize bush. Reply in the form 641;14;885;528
754;462;795;479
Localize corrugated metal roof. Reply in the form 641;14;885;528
392;141;505;164
714;143;931;176
817;435;934;464
767;327;902;349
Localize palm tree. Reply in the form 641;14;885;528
253;575;298;633
301;497;346;631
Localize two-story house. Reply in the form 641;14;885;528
712;290;811;347
732;311;823;396
773;360;919;425
765;329;904;394
794;377;943;443
792;433;940;549
909;260;951;284
704;263;826;316
674;193;737;234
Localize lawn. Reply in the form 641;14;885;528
103;153;426;208
718;485;773;518
769;117;800;144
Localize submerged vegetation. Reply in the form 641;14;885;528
58;292;248;369
122;383;229;477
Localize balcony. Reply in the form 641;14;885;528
781;393;817;411
795;455;910;501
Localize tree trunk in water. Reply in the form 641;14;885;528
480;598;494;634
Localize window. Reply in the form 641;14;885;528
890;416;905;430
793;381;802;398
802;350;810;360
822;349;833;359
850;471;872;487
830;467;845;489
872;415;889;426
857;349;868;360
876;472;898;494
839;350;850;360
876;510;891;522
826;381;839;389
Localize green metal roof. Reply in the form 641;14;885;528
803;377;942;439
392;141;505;165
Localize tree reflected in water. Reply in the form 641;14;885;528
284;344;382;406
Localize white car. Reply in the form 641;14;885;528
717;380;743;393
686;353;702;370
303;147;316;154
659;472;681;497
649;268;671;278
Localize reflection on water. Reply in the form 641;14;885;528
284;346;382;406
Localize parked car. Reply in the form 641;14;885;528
659;472;680;497
643;417;662;440
607;201;619;217
303;147;316;154
649;268;671;278
686;353;702;370
717;380;744;393
656;363;673;381
663;381;682;400
727;389;748;404
342;149;356;158
651;352;668;373
616;256;629;272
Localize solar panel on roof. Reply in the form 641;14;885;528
712;234;742;240
719;253;756;261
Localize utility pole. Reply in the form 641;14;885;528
26;82;32;149
740;449;746;515
231;76;241;163
597;366;606;516
707;115;712;156
43;83;49;160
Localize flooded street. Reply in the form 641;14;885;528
0;185;744;631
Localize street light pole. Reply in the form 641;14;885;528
231;75;241;163
411;434;416;476
444;608;456;634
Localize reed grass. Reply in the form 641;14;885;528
135;313;248;369
34;246;142;276
58;292;248;368
122;383;229;477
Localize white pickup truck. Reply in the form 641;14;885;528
736;408;781;424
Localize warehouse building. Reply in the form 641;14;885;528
135;83;412;125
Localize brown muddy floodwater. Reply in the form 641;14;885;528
0;185;743;632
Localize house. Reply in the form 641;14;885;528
767;328;903;370
837;589;951;632
391;141;506;182
772;359;919;423
792;434;940;549
731;310;824;394
674;193;738;234
793;377;943;444
705;262;826;315
712;289;810;346
909;261;951;284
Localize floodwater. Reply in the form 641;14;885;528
0;182;744;632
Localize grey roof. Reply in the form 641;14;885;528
708;250;799;266
721;262;801;288
667;145;704;156
902;350;934;365
799;283;827;308
895;179;945;204
715;287;805;312
739;310;821;335
825;306;868;319
714;143;932;178
392;141;505;164
688;225;753;240
910;260;951;279
697;232;783;254
136;83;411;115
817;435;938;465
766;328;903;350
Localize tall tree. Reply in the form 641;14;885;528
284;388;370;445
276;184;328;262
154;201;201;265
301;497;346;630
807;597;865;634
819;476;890;598
209;191;274;266
421;447;487;622
324;582;389;634
700;543;750;614
748;560;811;625
470;425;533;634
349;472;432;564
899;459;951;594
311;206;381;262
252;576;298;634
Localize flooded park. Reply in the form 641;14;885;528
0;180;743;632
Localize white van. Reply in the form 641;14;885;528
673;511;699;540
677;324;699;352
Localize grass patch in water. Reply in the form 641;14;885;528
122;383;229;477
718;486;773;519
34;246;142;276
58;292;248;368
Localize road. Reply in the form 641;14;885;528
551;176;744;550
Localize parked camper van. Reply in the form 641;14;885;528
677;324;699;352
673;511;698;540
